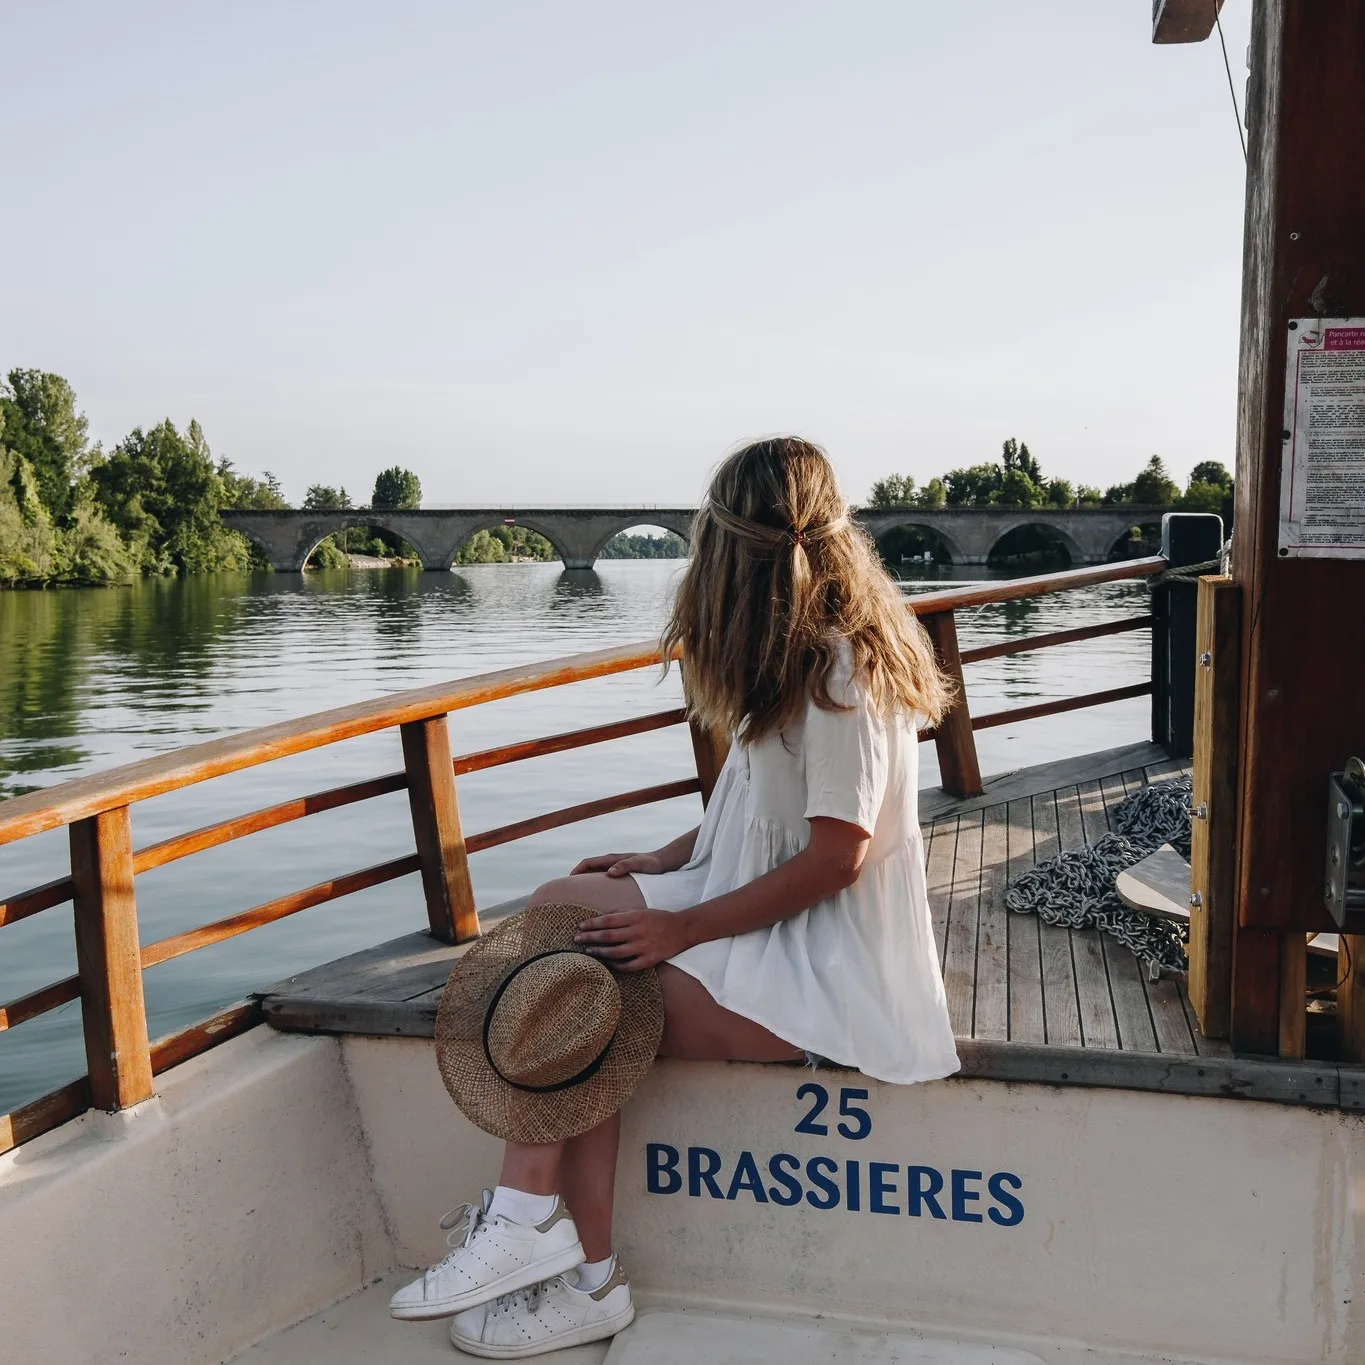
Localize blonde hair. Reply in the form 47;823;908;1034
663;437;952;744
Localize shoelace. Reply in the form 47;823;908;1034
491;1277;564;1317
428;1201;491;1274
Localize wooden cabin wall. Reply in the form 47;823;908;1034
1230;1;1365;1054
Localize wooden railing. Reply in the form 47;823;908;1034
0;553;1166;1155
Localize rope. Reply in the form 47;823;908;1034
1214;3;1248;164
1004;778;1193;979
1151;555;1222;586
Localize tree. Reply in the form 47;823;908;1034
0;369;90;520
372;466;422;510
916;477;947;508
1188;460;1233;489
1044;478;1074;508
303;484;352;511
944;463;1002;506
868;474;916;507
90;418;251;573
220;460;289;509
1128;455;1179;506
1076;484;1103;506
1002;437;1042;484
995;467;1044;508
0;441;58;583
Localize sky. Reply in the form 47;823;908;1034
1;2;1254;509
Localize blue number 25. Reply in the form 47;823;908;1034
795;1083;872;1140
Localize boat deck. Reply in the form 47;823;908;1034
260;741;1363;1111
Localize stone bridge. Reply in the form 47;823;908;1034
220;505;1166;571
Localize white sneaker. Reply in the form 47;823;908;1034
388;1191;585;1321
449;1257;635;1358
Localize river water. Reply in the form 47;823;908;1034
0;562;1152;1112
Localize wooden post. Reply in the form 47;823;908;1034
1278;932;1307;1060
1338;936;1365;1061
1187;575;1240;1039
70;807;154;1111
1153;513;1223;759
688;720;730;808
401;715;478;943
920;610;982;799
1226;3;1365;1054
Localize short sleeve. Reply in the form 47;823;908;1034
802;668;889;838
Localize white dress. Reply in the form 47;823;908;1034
631;655;960;1085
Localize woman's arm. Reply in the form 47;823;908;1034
570;825;700;878
575;816;869;970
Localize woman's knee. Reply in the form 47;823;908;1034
526;872;645;914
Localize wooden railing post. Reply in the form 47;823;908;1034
401;715;478;943
920;610;982;799
688;719;730;808
69;807;154;1111
1153;512;1223;758
1187;575;1240;1040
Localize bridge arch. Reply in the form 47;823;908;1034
986;519;1083;569
296;515;437;571
584;515;693;564
1104;517;1164;561
446;516;572;570
864;514;968;566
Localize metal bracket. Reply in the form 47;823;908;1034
1325;757;1365;927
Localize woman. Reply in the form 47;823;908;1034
391;436;959;1357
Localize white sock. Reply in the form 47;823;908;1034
574;1256;615;1293
488;1185;558;1227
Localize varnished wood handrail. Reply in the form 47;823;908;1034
453;708;688;775
970;681;1154;731
959;614;1154;665
0;640;679;847
0;975;80;1032
907;555;1164;616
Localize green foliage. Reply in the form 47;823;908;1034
944;463;1003;506
996;467;1044;508
867;473;947;509
1001;438;1042;484
1076;484;1103;505
89;418;253;574
600;531;688;558
0;369;90;520
0;445;59;584
1107;455;1180;507
371;465;422;510
58;487;139;583
456;529;508;564
220;460;288;510
1189;460;1232;489
1044;478;1074;508
869;473;916;507
303;484;352;510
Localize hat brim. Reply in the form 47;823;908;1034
435;902;664;1143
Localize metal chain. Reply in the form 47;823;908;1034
1003;777;1193;978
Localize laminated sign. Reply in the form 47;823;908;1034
1279;318;1365;558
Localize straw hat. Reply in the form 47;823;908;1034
435;902;665;1143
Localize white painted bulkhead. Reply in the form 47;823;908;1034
2;1026;1364;1364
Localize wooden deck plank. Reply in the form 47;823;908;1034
1005;797;1045;1045
1096;776;1159;1052
924;815;957;967
942;811;984;1038
918;741;1170;823
973;804;1011;1042
1031;792;1083;1048
1055;785;1120;1049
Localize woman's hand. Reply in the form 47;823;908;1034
575;909;693;972
570;852;669;878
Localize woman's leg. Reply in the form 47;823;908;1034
499;873;801;1262
494;872;649;1218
